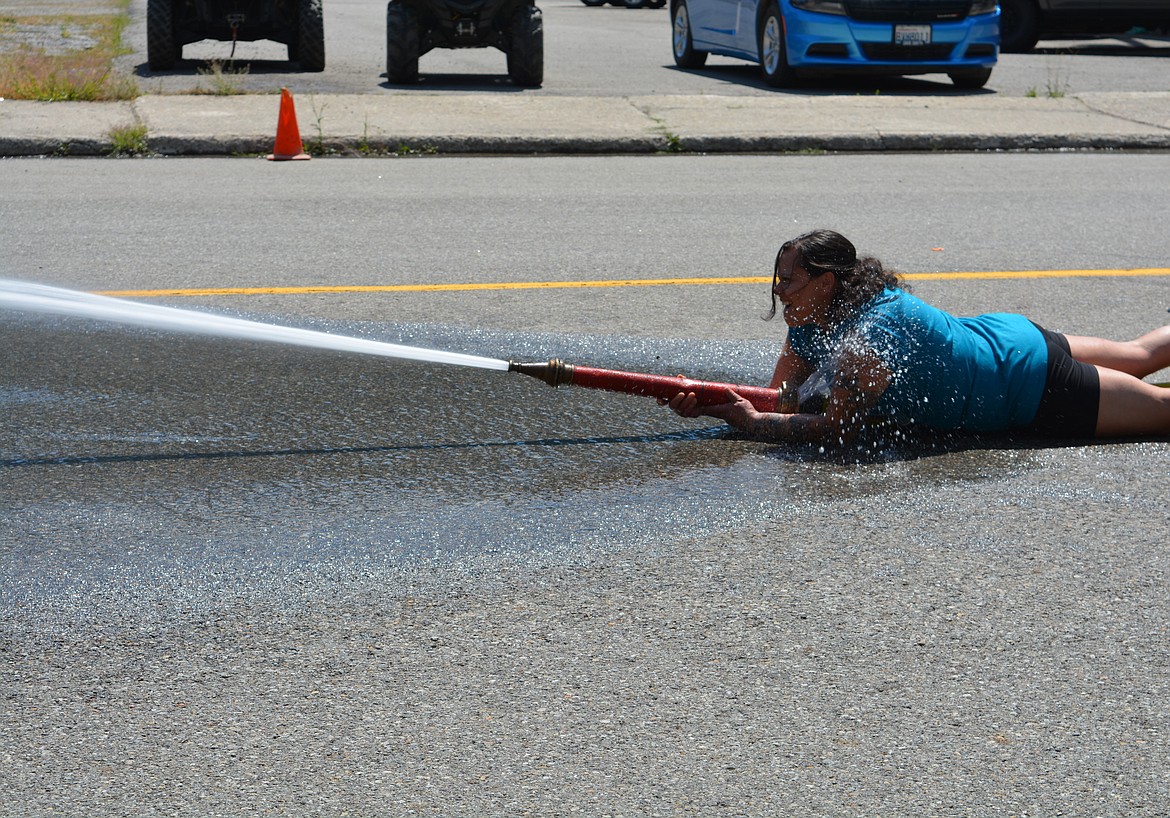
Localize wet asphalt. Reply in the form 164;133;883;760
2;154;1169;815
4;309;1169;816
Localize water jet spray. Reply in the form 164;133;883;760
2;279;777;412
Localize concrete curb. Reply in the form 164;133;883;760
2;91;1170;156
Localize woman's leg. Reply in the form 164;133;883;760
1094;366;1170;437
1066;326;1170;378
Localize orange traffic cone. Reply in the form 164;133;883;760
266;88;310;161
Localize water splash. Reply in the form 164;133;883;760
0;279;511;371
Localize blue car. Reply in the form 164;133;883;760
671;0;999;88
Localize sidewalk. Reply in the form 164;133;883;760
2;90;1169;156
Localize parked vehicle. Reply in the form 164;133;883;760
671;0;998;89
147;0;325;72
386;0;543;86
999;0;1170;52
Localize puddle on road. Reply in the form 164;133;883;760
0;313;1039;629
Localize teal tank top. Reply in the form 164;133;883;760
786;289;1048;432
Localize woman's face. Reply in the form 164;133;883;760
773;250;836;327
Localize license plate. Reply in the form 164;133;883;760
894;24;931;46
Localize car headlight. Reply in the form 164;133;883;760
969;0;997;14
790;0;847;15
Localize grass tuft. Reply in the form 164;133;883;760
192;59;249;95
0;49;136;100
0;3;138;101
108;122;149;156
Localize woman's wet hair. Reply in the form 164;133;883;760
766;229;907;323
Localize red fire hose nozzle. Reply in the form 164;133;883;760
508;358;779;413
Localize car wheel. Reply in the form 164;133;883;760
948;67;992;89
507;5;544;88
672;0;707;68
998;0;1040;53
581;0;607;5
758;3;794;87
647;0;666;7
146;0;180;71
625;0;646;6
296;0;326;71
386;1;419;83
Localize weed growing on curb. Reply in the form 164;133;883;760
109;123;149;156
304;94;332;155
394;143;438;156
357;119;372;154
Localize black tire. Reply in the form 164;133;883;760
386;1;420;83
507;5;544;88
296;0;326;71
949;66;993;89
671;0;707;68
581;0;607;5
647;0;666;7
146;0;179;71
999;0;1040;52
625;0;646;7
758;3;794;87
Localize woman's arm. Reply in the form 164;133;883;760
675;345;893;445
767;339;814;412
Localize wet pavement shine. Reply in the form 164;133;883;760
2;312;774;626
2;146;1169;814
4;307;1169;816
2;308;1063;629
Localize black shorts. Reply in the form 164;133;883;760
1026;323;1100;438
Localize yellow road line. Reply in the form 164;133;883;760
96;268;1170;298
97;277;768;297
904;268;1170;281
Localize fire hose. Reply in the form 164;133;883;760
509;359;779;412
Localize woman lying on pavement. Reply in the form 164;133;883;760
664;229;1170;445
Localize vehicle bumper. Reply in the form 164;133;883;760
783;2;998;75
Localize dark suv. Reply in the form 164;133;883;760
385;0;543;86
147;0;326;71
1000;0;1170;51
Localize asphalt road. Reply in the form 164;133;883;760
4;152;1169;338
3;155;1170;815
117;0;1170;96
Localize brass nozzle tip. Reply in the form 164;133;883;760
508;358;573;388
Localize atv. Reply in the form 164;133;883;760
147;0;326;72
385;0;543;87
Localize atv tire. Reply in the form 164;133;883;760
297;0;326;71
507;5;543;87
386;1;420;83
146;0;180;71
